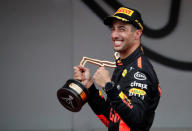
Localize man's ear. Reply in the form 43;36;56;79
135;29;142;40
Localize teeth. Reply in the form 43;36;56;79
115;41;122;45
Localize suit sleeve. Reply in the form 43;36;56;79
87;84;111;127
105;69;160;127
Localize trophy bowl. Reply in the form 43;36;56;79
57;79;89;112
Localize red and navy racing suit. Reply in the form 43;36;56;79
88;45;161;131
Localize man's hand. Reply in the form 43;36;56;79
93;67;111;88
73;65;93;89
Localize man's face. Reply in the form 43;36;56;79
111;20;136;53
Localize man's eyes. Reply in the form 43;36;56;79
111;27;126;31
117;26;127;31
119;27;126;31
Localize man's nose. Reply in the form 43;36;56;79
111;30;119;40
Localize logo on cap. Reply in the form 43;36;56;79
114;7;134;16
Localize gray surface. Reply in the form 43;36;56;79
0;0;192;130
0;0;73;130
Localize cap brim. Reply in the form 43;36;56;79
104;16;129;26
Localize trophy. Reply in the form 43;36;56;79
57;52;119;112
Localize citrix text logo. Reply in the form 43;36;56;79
134;72;147;80
130;81;148;89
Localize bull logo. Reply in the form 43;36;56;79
81;0;192;71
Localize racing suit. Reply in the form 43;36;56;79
88;45;161;131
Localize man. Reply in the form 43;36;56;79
74;7;161;131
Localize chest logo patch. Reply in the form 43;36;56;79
122;69;127;77
129;88;146;96
134;71;146;80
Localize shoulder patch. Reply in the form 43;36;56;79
137;57;142;69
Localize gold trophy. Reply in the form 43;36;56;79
57;53;119;112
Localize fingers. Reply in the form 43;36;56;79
73;66;83;81
73;65;91;81
74;65;110;88
95;66;105;74
93;67;111;88
93;67;104;81
75;65;87;73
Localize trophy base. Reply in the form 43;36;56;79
57;79;89;112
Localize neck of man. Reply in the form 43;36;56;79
119;41;140;59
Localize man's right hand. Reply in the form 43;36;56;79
73;65;93;89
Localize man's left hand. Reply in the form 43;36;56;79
93;67;111;88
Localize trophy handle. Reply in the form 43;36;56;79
80;52;119;68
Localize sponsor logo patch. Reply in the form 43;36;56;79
119;91;133;109
129;67;135;72
122;69;127;77
129;88;146;96
99;90;104;99
130;81;148;89
129;88;146;100
134;71;146;80
114;7;134;16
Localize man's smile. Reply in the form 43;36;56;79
114;40;123;47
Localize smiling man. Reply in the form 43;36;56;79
110;20;142;59
73;7;161;131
